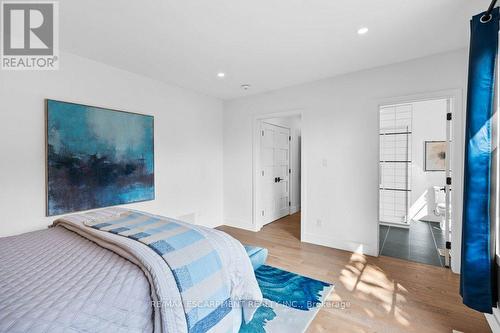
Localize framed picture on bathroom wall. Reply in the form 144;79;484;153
424;141;446;172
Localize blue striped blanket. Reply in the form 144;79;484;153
54;209;262;333
86;211;231;332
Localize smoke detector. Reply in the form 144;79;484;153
241;84;251;90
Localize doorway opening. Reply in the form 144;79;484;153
254;114;302;238
378;98;452;267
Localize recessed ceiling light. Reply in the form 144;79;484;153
217;72;225;78
357;27;369;35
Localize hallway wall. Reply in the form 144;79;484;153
223;49;466;273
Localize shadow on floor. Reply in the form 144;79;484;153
379;220;445;267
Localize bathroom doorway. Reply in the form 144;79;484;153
378;98;452;267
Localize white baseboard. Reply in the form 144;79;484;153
224;218;378;257
223;218;261;232
290;205;300;214
486;308;500;333
302;232;377;257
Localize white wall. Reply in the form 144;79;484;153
265;116;301;214
0;52;224;237
408;99;448;223
223;49;467;272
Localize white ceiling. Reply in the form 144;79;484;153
61;0;490;100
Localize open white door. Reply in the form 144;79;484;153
259;122;291;225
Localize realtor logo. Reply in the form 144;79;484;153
1;1;59;70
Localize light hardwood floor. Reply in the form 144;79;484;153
218;213;491;333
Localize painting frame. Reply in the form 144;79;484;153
45;99;155;216
424;140;446;172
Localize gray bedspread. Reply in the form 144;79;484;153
0;226;154;333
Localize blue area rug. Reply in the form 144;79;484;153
240;265;333;333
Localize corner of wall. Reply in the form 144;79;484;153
223;218;261;232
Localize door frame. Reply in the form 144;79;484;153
252;109;304;237
375;89;463;273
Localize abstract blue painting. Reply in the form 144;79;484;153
46;100;154;216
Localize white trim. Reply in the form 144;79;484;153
287;125;300;218
375;88;464;274
252;109;305;239
223;218;261;232
302;232;377;255
261;121;290;130
486;308;500;333
290;205;300;214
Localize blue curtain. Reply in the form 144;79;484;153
460;8;499;314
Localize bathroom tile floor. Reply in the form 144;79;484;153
379;220;445;267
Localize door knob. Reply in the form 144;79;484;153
277;177;282;182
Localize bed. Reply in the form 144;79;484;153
0;209;262;333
